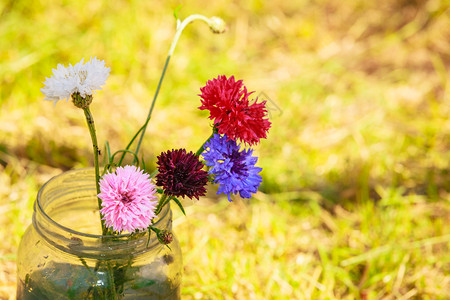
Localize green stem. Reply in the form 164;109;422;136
107;262;118;299
155;194;168;215
149;169;158;178
81;258;106;300
133;14;218;159
133;56;170;159
83;107;107;235
195;130;216;156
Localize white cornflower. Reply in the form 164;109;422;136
41;57;110;106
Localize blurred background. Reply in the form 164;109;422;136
1;0;449;299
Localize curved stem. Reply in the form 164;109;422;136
168;14;211;57
133;14;216;158
117;124;145;166
83;107;107;235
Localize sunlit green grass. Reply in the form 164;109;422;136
1;0;450;299
175;192;450;299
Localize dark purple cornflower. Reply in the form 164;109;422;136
202;134;262;201
156;149;208;200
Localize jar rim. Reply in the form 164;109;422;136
36;168;169;239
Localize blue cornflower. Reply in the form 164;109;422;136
202;134;262;201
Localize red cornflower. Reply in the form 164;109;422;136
198;75;271;145
156;149;208;200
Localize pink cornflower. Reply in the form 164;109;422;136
198;75;271;146
98;165;158;233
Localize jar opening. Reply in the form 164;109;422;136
35;168;170;239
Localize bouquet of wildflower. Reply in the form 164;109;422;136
38;13;270;299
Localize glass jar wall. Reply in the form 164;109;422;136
17;169;182;300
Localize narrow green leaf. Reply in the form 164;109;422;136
111;149;140;167
172;197;186;216
173;5;182;20
105;141;112;162
149;169;158;178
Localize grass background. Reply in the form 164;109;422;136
1;0;450;299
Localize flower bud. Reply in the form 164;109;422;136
209;17;227;34
157;230;173;245
72;92;93;109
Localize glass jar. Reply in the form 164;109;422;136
17;169;182;300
